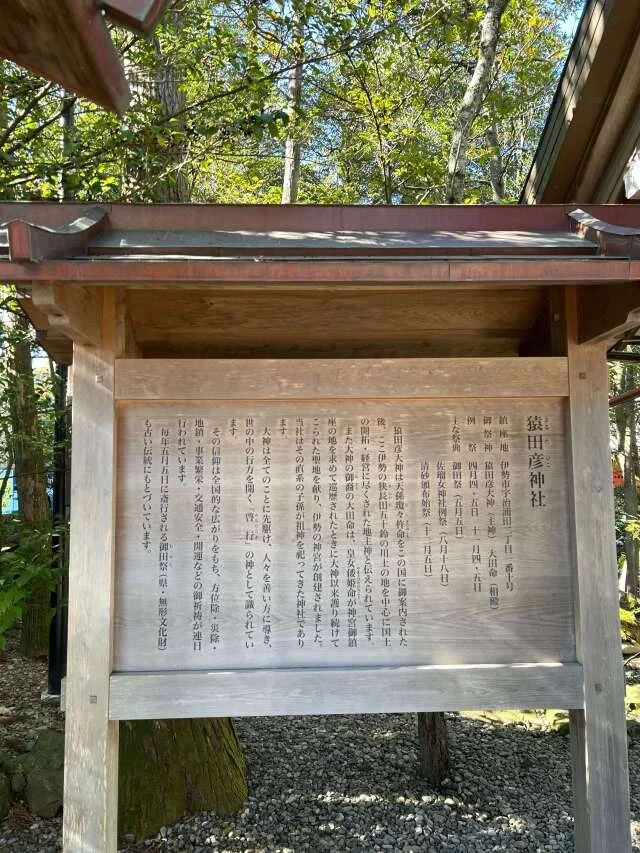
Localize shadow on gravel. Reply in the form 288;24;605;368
122;712;590;852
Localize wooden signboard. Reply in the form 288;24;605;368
105;356;587;720
115;399;573;673
61;297;630;853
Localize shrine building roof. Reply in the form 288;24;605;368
2;202;640;364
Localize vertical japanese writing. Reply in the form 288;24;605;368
453;456;463;539
262;426;272;648
157;426;170;651
327;418;340;647
378;420;391;647
438;460;448;586
312;418;323;645
245;418;257;649
209;427;221;648
192;419;204;652
345;425;357;648
501;413;514;596
421;462;432;576
394;425;408;646
142;419;152;553
132;402;564;663
245;548;255;648
469;460;479;537
484;415;493;453
360;418;374;644
527;414;548;509
485;458;496;540
451;416;461;453
177;418;187;484
295;417;306;647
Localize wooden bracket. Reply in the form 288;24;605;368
569;208;640;257
31;283;102;348
101;0;172;34
578;282;640;344
4;207;108;263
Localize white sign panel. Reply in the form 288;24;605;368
114;400;573;671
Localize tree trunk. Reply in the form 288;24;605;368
281;11;304;204
115;17;248;835
446;0;510;203
615;364;640;598
8;308;52;657
119;719;248;839
486;123;505;202
417;711;450;785
625;422;639;598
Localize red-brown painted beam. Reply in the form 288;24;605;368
1;203;640;235
1;257;634;286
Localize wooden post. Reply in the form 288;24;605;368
63;289;119;852
417;711;449;785
566;286;631;853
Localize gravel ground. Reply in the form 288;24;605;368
2;629;640;853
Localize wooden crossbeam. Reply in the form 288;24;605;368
102;0;172;34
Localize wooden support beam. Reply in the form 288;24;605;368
108;663;584;720
31;283;102;348
63;289;120;853
566;286;631;853
114;356;569;401
0;256;634;286
578;283;640;344
102;0;171;34
5;207;107;263
17;296;73;364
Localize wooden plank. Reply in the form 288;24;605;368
114;357;569;401
0;256;634;285
18;296;73;365
31;283;102;348
138;336;524;360
62;290;119;853
127;288;544;349
0;1;130;114
566;286;631;853
109;663;584;720
102;0;171;34
578;283;640;345
127;288;545;358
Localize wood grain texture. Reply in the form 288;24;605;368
126;289;546;359
108;663;584;719
578;282;640;345
114;357;569;401
0;1;130;113
102;0;171;34
62;291;119;853
31;283;101;348
0;256;634;286
114;398;575;672
566;286;631;853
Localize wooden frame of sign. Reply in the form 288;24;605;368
61;286;630;853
